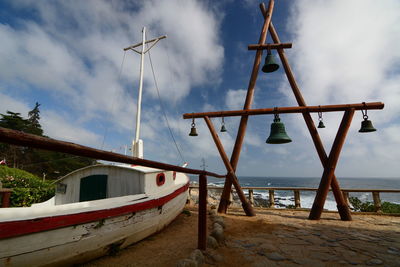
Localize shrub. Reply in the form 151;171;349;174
349;196;400;213
0;166;55;207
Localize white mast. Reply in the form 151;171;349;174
123;28;166;158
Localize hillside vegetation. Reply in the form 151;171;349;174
1;165;55;207
0;102;96;180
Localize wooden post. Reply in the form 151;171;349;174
269;190;275;208
261;5;352;220
342;191;350;208
372;192;382;213
294;190;301;209
309;109;355;220
204;116;255;216
249;189;254;206
218;0;275;214
198;174;207;250
1;190;12;208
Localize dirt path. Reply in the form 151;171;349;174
81;207;200;267
82;206;400;267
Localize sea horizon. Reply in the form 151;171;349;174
189;175;400;210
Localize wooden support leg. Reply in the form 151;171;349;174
198;174;207;250
218;0;275;214
309;109;355;220
204;116;255;216
260;8;352;220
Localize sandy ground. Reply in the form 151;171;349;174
82;205;400;267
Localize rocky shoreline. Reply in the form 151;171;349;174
189;186;294;209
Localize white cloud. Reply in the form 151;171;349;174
0;0;224;162
282;0;400;177
41;111;102;147
225;89;248;110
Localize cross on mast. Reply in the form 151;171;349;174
124;27;166;158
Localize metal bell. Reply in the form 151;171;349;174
317;120;325;128
262;51;280;73
266;118;292;144
359;119;376;133
189;126;198;136
220;124;227;132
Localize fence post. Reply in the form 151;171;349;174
342;191;350;208
294;190;301;208
198;174;207;250
372;191;382;213
249;189;254;206
269;190;275;208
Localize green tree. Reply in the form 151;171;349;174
0;104;96;179
27;102;43;136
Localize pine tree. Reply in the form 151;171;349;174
27;102;43;136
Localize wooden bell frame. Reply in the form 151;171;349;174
183;0;384;220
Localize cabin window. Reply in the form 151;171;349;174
156;173;165;186
56;183;67;194
79;175;108;202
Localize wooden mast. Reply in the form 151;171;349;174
124;29;167;159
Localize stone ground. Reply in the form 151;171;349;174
82;206;400;267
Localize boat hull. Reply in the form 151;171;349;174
0;183;188;267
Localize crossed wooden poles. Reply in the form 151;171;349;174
183;0;384;220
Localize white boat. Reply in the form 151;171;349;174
0;27;189;266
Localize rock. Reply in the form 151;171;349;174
212;215;224;224
213;220;225;229
207;236;219;249
209;209;217;216
205;251;224;263
366;258;383;265
213;222;224;232
190;249;204;266
211;227;224;243
265;252;286;261
176;258;198;267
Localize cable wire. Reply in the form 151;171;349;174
147;49;186;164
100;51;127;150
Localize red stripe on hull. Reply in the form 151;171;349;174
0;182;189;240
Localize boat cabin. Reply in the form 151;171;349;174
55;164;176;205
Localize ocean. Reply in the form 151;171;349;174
189;176;400;210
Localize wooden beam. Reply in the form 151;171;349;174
218;0;275;214
309;109;355;220
0;127;225;178
198;174;207;250
204;117;255;216
183;102;384;119
248;43;292;50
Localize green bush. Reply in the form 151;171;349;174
0;166;55;207
349;196;400;213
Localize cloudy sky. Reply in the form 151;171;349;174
0;0;399;178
